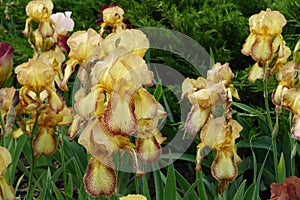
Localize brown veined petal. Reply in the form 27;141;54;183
248;62;264;83
46;87;64;112
251;35;273;63
0;176;15;200
241;33;256;57
119;194;147;200
32;127;57;156
134;88;167;121
184;105;210;136
102;92;137;136
60;58;79;91
292;115;300;141
0;146;11;175
282;88;300;115
84;157;117;198
272;84;288;106
211;150;237;194
67;114;82;141
137;128;165;164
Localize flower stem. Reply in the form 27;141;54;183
263;76;279;182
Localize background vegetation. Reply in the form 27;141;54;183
1;0;300;199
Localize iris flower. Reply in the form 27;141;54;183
15;51;73;156
183;62;242;193
68;26;166;197
241;9;290;82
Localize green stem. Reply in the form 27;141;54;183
0;110;6;146
26;111;39;199
263;76;279;182
59;128;67;191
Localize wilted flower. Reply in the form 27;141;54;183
270;176;300;200
0;146;15;200
0;42;13;88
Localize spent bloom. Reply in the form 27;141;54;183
182;62;242;193
0;42;13;88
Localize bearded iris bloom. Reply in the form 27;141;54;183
241;9;290;82
182;62;242;193
15;50;73;156
66;18;167;196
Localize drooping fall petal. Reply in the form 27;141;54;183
32;127;57;156
211;150;238;194
0;176;15;200
184;105;210;136
0;146;12;175
248;62;264;83
136;128;165;163
84;157;117;198
102;92;137;136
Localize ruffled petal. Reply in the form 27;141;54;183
83;157;117;198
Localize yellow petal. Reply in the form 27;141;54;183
32;127;57;156
101;29;149;57
15;57;54;94
248;62;264;83
119;194;147;200
75;85;105;119
60;58;79;91
282;88;300;115
207;62;234;87
67;114;82;141
134;88;167;121
102;92;137;136
0;146;11;175
46;87;64;112
137;129;165;163
251;35;272;62
184;105;210;135
0;176;15;200
25;0;53;21
67;28;102;61
241;33;256;56
211;151;237;189
83;157;117;198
